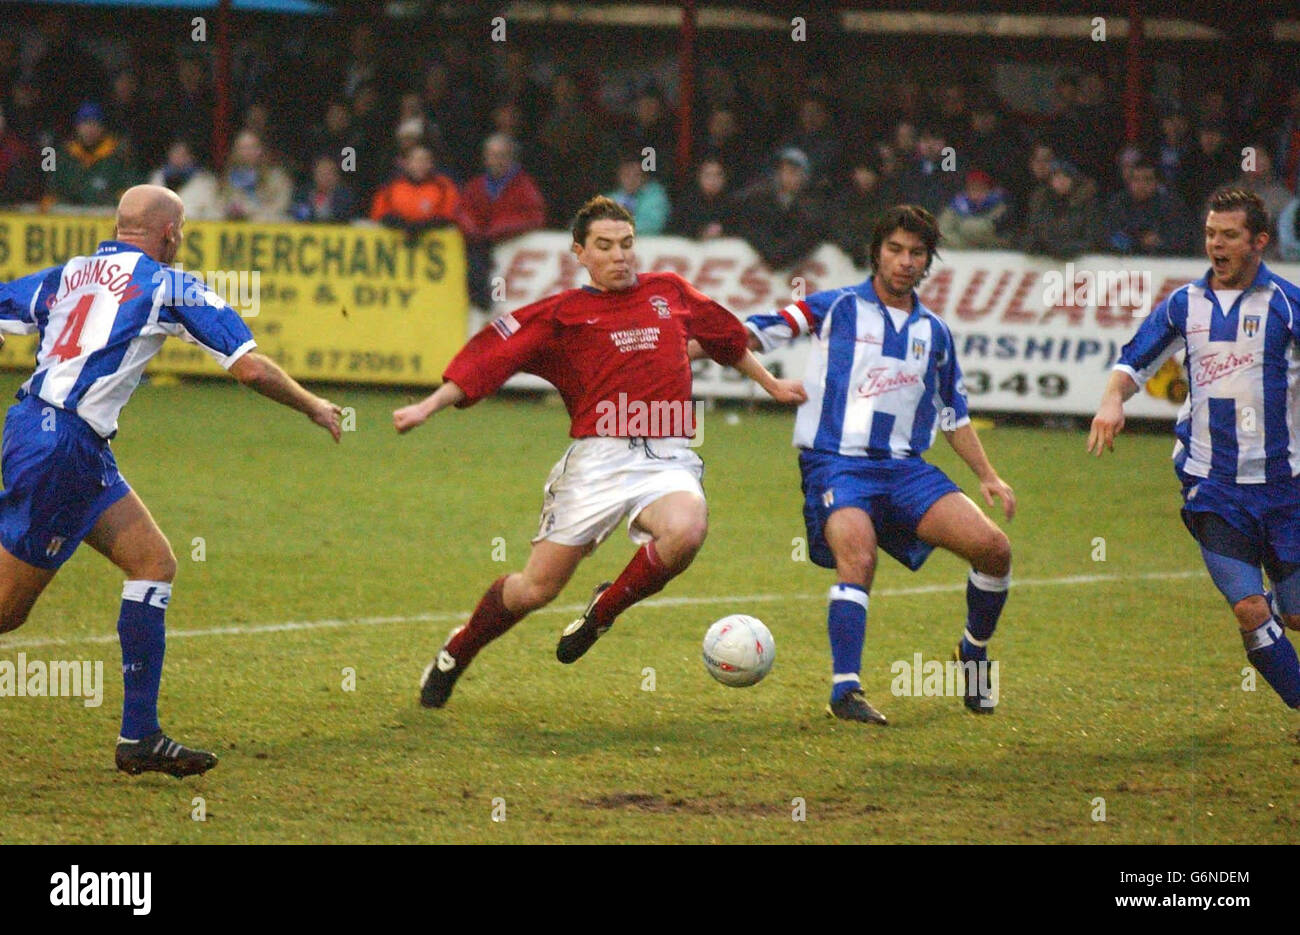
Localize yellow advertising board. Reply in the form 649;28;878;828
0;214;466;386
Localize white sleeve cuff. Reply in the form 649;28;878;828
745;321;776;355
217;338;258;370
1113;363;1144;388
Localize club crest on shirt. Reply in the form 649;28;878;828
911;338;927;359
1242;315;1260;338
822;489;834;508
649;296;671;318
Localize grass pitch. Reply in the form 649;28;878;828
0;375;1295;844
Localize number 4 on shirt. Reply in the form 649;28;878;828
50;294;94;362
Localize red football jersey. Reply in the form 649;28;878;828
443;271;748;438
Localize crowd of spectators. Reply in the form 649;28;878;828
3;13;1300;283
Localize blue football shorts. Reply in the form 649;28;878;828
1177;467;1300;567
0;394;131;569
799;450;960;572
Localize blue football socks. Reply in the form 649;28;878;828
118;580;171;740
960;569;1010;662
828;583;868;703
1242;617;1300;708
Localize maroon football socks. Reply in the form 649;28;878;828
590;541;673;629
446;575;524;664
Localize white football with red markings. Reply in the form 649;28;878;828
702;615;775;687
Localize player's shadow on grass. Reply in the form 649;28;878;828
389;700;975;757
389;704;820;755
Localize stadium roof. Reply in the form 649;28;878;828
35;0;1300;37
307;1;1300;42
44;0;328;11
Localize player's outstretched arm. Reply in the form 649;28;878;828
730;348;807;404
687;333;761;360
1087;370;1139;456
393;380;467;434
229;352;343;442
944;423;1015;520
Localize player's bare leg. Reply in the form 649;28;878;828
556;492;706;664
915;491;1011;577
0;545;57;634
825;507;879;589
820;507;887;724
86;491;177;581
421;539;589;708
916;491;1012;714
1232;595;1272;632
503;539;591;614
84;491;216;777
629;491;708;572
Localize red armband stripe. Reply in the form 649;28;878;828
791;301;814;333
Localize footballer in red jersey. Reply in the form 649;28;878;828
395;195;805;707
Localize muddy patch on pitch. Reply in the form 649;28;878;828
579;792;883;817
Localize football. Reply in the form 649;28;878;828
702;615;776;687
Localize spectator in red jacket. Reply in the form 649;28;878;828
0;103;39;205
457;133;546;308
458;134;545;241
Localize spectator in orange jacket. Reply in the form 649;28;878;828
369;144;459;240
457;133;546;307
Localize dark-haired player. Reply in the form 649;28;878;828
1091;187;1300;720
396;195;805;707
738;204;1015;724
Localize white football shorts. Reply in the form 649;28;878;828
533;436;705;547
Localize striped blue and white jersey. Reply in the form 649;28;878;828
746;277;970;458
0;241;256;438
1115;262;1300;484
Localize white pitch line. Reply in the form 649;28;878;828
0;568;1205;651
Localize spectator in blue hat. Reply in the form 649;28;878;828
731;146;825;269
50;102;138;208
